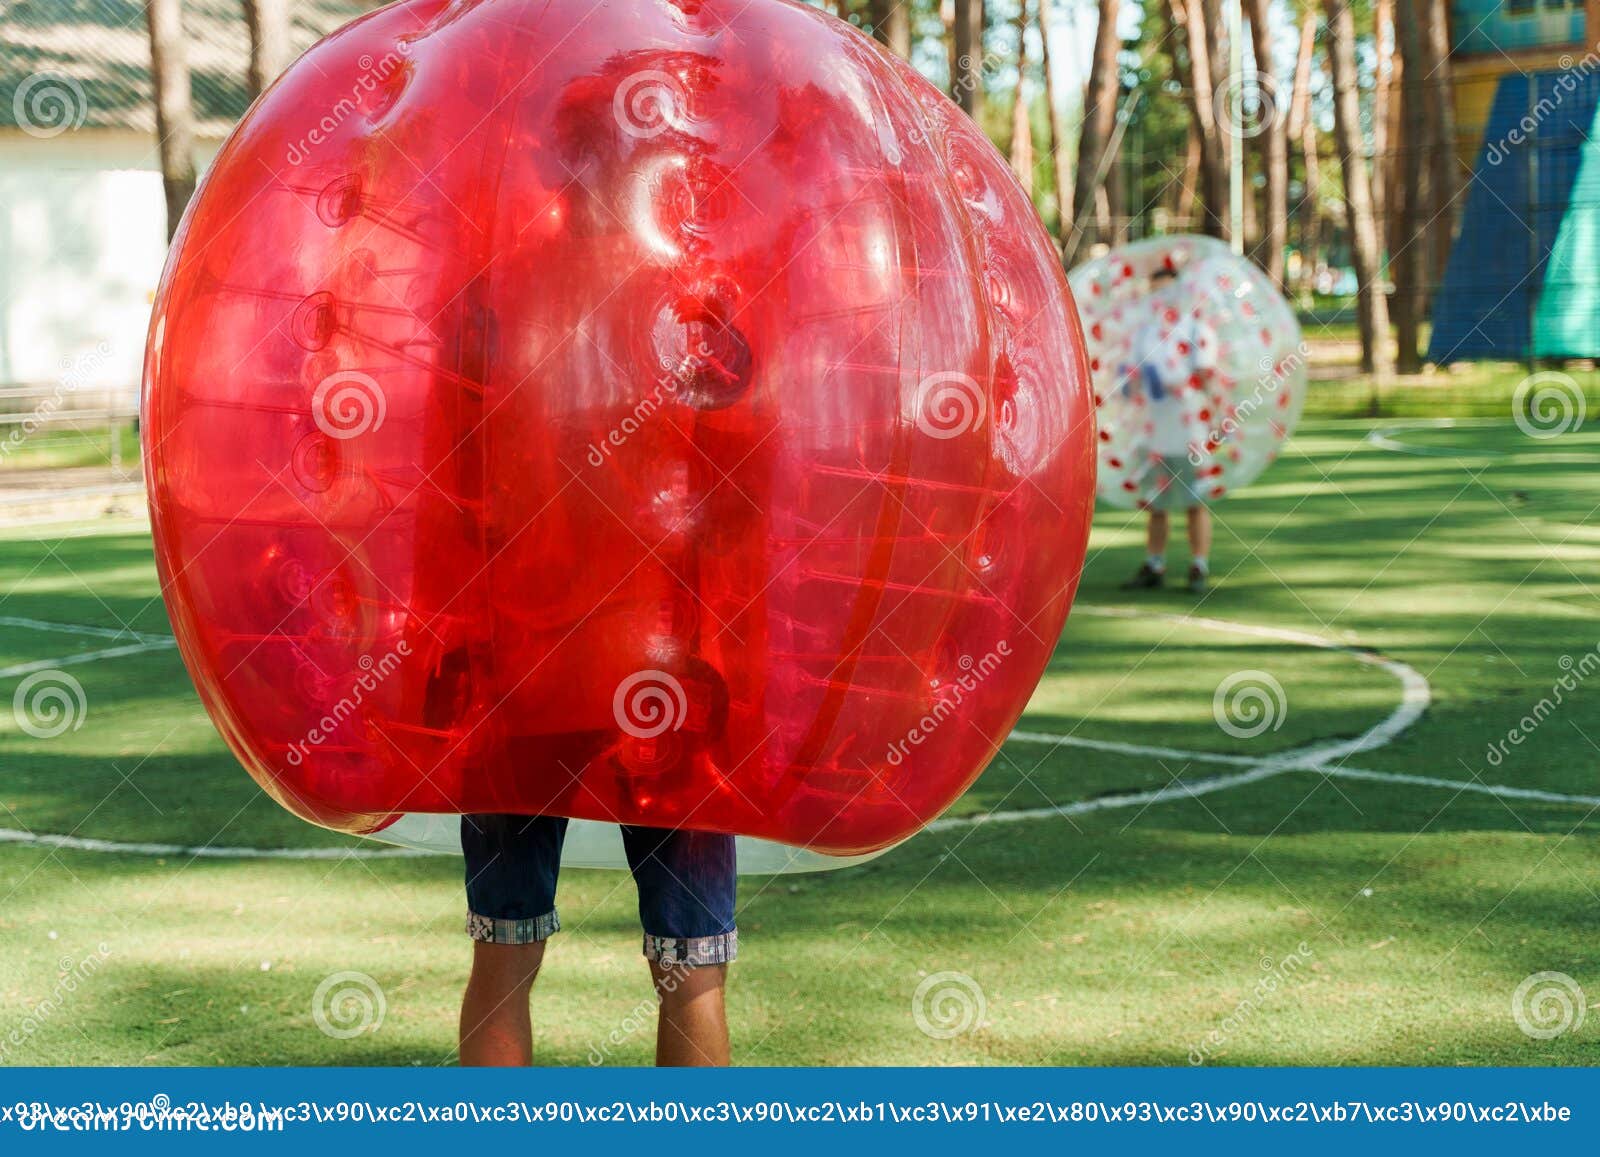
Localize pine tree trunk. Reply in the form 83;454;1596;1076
1009;0;1034;195
1300;129;1322;296
242;0;293;97
1287;8;1318;296
1176;127;1200;228
1066;0;1121;263
1168;0;1226;239
146;0;196;240
1245;0;1286;288
1107;148;1127;243
953;0;985;117
1383;8;1406;269
1037;0;1072;241
1370;0;1392;255
1200;0;1232;239
1392;0;1427;373
1422;0;1459;287
1323;0;1392;376
869;0;912;58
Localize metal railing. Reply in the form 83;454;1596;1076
0;383;139;476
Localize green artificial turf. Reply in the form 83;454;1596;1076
1300;364;1600;421
1;420;1597;1066
0;424;140;472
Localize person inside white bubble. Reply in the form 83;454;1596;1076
1117;264;1217;595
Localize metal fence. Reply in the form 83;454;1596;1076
0;383;136;465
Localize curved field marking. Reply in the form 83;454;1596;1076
1365;418;1507;458
933;607;1433;832
0;616;177;680
931;763;1600;831
0;828;432;860
0;609;1593;862
929;762;1288;831
0;643;174;680
1117;607;1435;760
1364;423;1600;543
1316;766;1600;809
0;616;174;644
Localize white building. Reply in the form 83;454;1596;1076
0;0;366;401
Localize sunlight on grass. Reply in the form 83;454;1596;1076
1;421;1597;1066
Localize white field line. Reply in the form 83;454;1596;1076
0;616;177;680
0;828;431;860
0;615;174;645
0;642;175;680
928;762;1600;831
0;609;1592;862
928;762;1288;830
933;606;1435;831
1364;418;1506;458
1074;605;1433;766
1317;766;1600;809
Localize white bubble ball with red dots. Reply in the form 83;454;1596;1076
1069;235;1307;510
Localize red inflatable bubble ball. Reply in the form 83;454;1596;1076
142;0;1096;859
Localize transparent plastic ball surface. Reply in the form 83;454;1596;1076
1069;235;1306;510
142;0;1096;860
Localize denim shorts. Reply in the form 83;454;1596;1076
1148;454;1207;512
461;816;737;966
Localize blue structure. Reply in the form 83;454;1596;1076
1452;0;1585;57
1427;68;1600;362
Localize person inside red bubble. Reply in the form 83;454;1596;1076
456;52;737;1070
1117;265;1216;595
458;817;737;1067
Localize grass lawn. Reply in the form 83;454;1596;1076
1303;364;1600;421
0;424;139;473
1;420;1598;1066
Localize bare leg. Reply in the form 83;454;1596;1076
652;961;729;1067
460;940;545;1066
1186;505;1211;561
1147;511;1171;558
